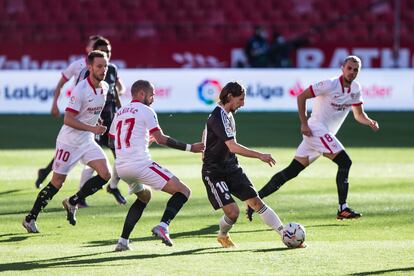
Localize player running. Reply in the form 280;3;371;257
110;80;204;250
23;50;111;233
202;81;285;248
247;55;380;221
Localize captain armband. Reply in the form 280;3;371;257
166;137;191;151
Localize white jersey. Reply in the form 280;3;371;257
61;57;87;84
308;76;363;135
109;100;161;168
57;77;108;146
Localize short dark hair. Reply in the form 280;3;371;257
88;35;104;42
92;38;110;50
343;55;362;68
219;82;245;104
87;50;107;64
131;80;153;96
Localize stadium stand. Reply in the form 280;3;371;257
0;0;403;44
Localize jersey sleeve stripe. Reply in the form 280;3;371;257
65;107;79;114
149;127;160;134
149;166;170;181
61;72;69;81
108;133;115;139
309;85;316;97
319;137;333;154
352;102;363;106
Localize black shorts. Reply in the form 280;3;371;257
201;167;258;210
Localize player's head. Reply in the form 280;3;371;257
219;81;246;113
87;50;108;82
341;55;361;83
131;80;155;106
93;38;112;60
85;35;105;53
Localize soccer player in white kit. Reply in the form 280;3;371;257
35;35;103;188
109;80;204;250
23;50;111;233
247;55;380;221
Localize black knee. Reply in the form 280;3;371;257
281;159;305;180
333;151;352;169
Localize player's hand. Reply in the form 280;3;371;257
300;123;312;137
51;104;60;118
92;124;107;135
369;120;379;132
190;142;205;153
149;135;156;146
259;153;276;167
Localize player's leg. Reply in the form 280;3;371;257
246;196;284;236
23;172;66;233
217;203;239;248
64;144;111;225
324;150;361;219
202;172;238;248
247;137;320;221
116;186;151;251
77;165;95;208
106;148;127;205
151;176;190;246
35;157;54;188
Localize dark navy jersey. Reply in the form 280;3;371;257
76;63;118;115
202;105;239;173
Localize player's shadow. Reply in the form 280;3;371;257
350;266;414;275
0;234;30;243
0;189;22;196
83;224;219;248
305;223;349;228
0;207;62;216
0;246;291;272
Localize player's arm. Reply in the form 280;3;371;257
297;87;314;136
51;76;69;118
151;128;204;153
352;104;379;131
114;78;125;108
225;139;276;167
63;111;107;135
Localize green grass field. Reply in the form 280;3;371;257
0;113;413;275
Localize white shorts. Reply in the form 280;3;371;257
117;161;174;193
52;140;108;175
295;133;345;163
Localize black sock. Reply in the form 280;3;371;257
44;158;54;174
258;159;305;199
160;192;188;225
333;151;352;205
69;175;108;205
121;199;147;239
26;183;59;221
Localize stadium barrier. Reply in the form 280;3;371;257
0;69;412;114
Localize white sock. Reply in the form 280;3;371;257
118;237;129;245
257;205;284;236
79;166;95;189
339;203;348;211
109;163;120;189
219;215;235;236
159;222;169;230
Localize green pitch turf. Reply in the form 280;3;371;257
0;147;413;275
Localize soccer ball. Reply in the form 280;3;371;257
282;222;306;248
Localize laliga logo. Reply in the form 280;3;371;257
198;79;222;105
289;81;304;97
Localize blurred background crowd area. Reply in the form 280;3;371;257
0;0;409;68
